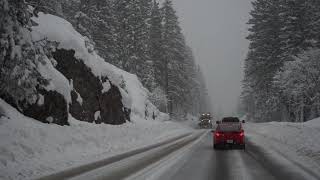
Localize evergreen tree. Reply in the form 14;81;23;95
113;0;154;90
26;0;64;17
196;66;211;113
277;49;320;121
0;0;47;110
243;0;283;121
243;0;320;122
150;0;165;90
162;0;186;114
21;0;209;118
279;0;314;57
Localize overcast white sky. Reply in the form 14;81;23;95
173;0;252;117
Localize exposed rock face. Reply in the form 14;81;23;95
0;89;69;126
52;49;129;125
0;48;130;126
23;90;69;125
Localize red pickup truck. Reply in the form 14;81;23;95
212;117;245;149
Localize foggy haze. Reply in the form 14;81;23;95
173;0;252;117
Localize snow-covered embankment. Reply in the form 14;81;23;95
0;12;193;180
246;119;320;166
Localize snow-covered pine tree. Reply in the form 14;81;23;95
243;0;283;122
182;46;199;114
162;0;187;114
277;49;320;121
26;0;64;17
89;0;119;65
309;0;320;48
161;0;206;117
113;0;154;90
275;0;320;122
60;0;80;26
74;0;97;43
196;66;211;114
150;0;165;91
0;0;47;110
279;0;315;58
243;0;320;122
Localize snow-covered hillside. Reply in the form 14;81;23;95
0;11;191;180
31;12;163;123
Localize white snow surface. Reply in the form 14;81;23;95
94;111;101;121
245;118;320;165
37;94;44;106
0;99;193;180
75;91;83;106
38;56;72;104
101;81;111;93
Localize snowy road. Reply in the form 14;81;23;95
151;132;320;180
35;129;320;180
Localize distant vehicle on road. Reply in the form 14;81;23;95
220;117;245;124
198;113;213;129
212;117;245;149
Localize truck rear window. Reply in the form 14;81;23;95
217;124;241;132
221;117;240;123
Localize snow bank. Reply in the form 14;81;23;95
0;99;192;180
246;118;320;163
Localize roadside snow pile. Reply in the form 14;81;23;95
0;99;192;180
246;118;320;162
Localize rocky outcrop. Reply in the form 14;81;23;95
0;48;130;126
52;49;129;125
0;89;69;126
23;90;69;125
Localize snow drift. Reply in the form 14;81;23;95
0;99;191;180
246;119;320;164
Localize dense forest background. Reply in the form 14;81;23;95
0;0;211;121
241;0;320;122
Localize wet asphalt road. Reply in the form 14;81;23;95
167;133;319;180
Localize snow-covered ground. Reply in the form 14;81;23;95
245;118;320;167
0;99;193;180
175;114;199;129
